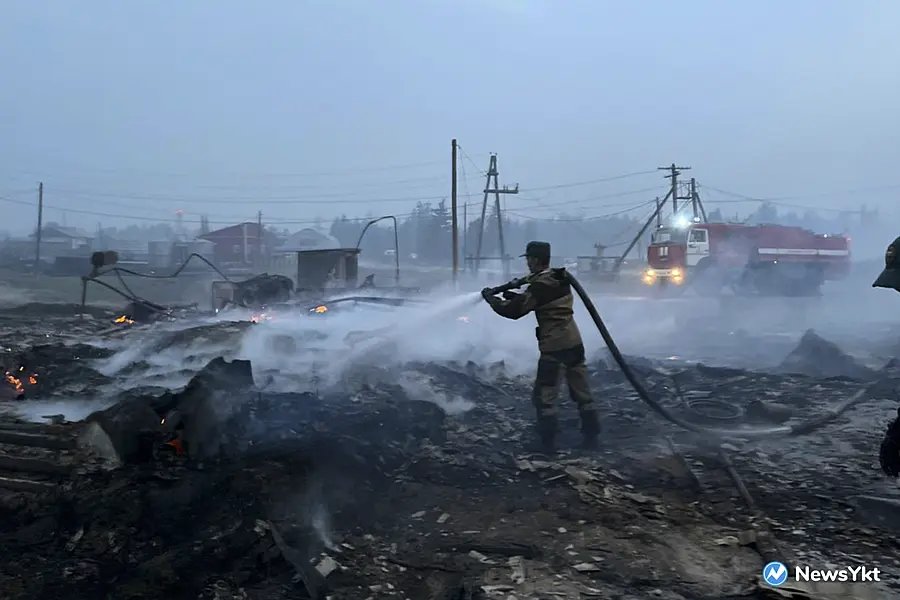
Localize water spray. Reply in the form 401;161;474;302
329;291;485;376
484;270;877;440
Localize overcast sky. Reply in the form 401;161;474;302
1;0;898;235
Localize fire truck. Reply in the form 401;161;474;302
644;218;851;296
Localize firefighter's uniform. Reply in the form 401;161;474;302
873;237;900;477
483;241;600;451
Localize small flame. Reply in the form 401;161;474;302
5;373;23;394
313;305;328;313
114;315;134;324
165;439;185;456
5;371;36;396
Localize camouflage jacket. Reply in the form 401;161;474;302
488;268;583;353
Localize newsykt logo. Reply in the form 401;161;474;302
763;561;789;586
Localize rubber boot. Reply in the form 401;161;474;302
580;410;600;450
533;416;557;454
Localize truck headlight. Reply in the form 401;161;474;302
642;269;656;284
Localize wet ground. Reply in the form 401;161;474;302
0;293;898;599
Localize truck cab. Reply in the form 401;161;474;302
645;221;709;286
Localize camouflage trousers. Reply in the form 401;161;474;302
532;344;595;419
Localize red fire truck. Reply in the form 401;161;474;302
644;219;851;296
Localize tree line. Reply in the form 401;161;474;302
33;198;878;265
328;199;654;265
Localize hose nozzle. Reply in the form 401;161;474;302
487;275;531;295
487;269;571;295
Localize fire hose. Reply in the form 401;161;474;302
487;269;875;440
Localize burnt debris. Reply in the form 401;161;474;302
777;329;877;381
0;307;899;600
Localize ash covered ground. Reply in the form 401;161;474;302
0;280;899;600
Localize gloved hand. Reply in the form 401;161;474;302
481;287;496;303
879;407;900;477
502;290;519;301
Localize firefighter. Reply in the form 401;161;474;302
481;241;600;452
872;236;900;293
873;236;900;477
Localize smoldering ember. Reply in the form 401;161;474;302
1;289;900;600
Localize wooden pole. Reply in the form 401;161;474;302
35;182;43;275
256;210;263;269
451;139;458;282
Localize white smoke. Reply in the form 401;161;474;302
84;270;900;399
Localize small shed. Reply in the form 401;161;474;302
294;248;361;293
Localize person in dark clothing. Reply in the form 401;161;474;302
879;407;900;477
873;237;900;477
481;241;600;452
872;236;900;293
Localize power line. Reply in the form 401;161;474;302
37;171;662;205
457;145;486;177
43;186;478;205
0;179;667;228
2;157;486;180
1;190;655;227
0;190;267;222
525;170;659;192
603;204;663;247
0;194;489;227
515;186;664;211
700;185;870;213
160;174;449;192
506;199;657;222
3;174;451;194
458;147;657;192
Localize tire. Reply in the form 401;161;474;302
692;257;724;297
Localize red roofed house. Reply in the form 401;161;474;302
198;222;268;266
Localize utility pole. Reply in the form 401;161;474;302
658;163;690;216
474;154;518;277
691;178;709;223
614;187;672;271
655;197;662;228
35;182;43;274
690;178;698;219
462;200;467;266
256;210;263;269
451;139;459;282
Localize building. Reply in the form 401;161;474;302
92;235;149;263
29;225;93;249
198;222;270;266
26;226;94;262
275;228;341;253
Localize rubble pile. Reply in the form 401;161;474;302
0;304;128;400
777;329;876;381
0;309;899;599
